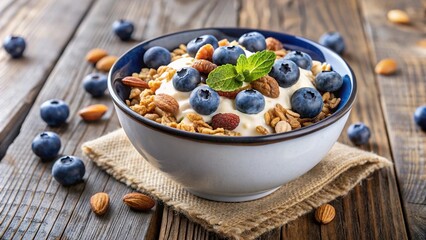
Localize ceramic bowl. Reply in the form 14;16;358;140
108;28;357;202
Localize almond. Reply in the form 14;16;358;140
417;39;426;48
122;192;155;211
79;104;108;121
195;44;214;61
90;192;109;215
315;204;336;224
85;48;108;63
192;59;217;74
96;56;118;72
122;76;149;88
154;94;179;116
218;39;229;47
375;58;398;75
251;75;280;98
387;10;410;24
266;37;283;51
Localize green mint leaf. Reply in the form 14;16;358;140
206;64;243;92
242;50;276;82
236;54;248;75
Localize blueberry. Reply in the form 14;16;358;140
187;35;219;57
32;132;61;161
212;46;245;66
269;59;300;88
3;35;26;58
143;46;171;69
189;86;220;115
112;19;134;41
347;123;371;145
172;67;201;92
235;89;265;114
319;32;345;55
238;32;266;52
284;51;313;70
414;106;426;131
315;71;343;92
290;87;323;118
83;73;108;98
40;99;70;127
52;156;85;186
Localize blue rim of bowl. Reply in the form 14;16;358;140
108;27;357;144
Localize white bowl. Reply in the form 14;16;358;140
108;28;357;202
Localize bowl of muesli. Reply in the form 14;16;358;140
108;28;356;202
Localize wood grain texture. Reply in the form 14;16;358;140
0;0;96;158
358;0;426;238
238;0;408;239
0;0;234;239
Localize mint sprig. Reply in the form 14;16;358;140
206;50;275;92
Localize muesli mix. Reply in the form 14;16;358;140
123;32;343;136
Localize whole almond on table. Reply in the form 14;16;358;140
154;93;179;116
85;48;108;63
79;104;108;121
90;192;109;215
122;76;149;88
387;9;410;24
122;192;155;211
96;55;118;72
315;204;336;224
375;58;398;75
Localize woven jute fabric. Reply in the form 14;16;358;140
82;129;392;240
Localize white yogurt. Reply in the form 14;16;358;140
156;57;315;136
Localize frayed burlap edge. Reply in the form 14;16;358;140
82;129;392;240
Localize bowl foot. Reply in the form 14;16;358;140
186;187;281;202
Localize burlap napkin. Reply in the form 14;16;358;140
82;129;392;240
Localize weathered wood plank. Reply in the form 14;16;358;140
0;0;96;159
357;0;426;238
238;0;407;239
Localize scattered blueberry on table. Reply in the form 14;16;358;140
3;35;26;58
187;34;219;57
52;156;86;186
238;31;266;52
83;73;108;98
40;99;70;127
319;32;345;55
112;19;134;41
290;87;323;118
189;85;220;115
172;67;201;92
315;71;343;92
347;123;371;145
212;46;246;66
235;89;265;114
143;46;171;69
32;131;61;161
414;106;426;131
284;51;313;70
269;59;300;88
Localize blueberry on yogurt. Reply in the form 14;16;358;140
187;35;219;57
172;67;201;92
143;46;171;69
235;89;265;114
269;59;300;88
212;46;245;66
290;87;323;118
284;51;313;70
315;71;343;92
238;31;266;52
189;85;220;115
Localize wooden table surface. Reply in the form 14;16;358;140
0;0;424;239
